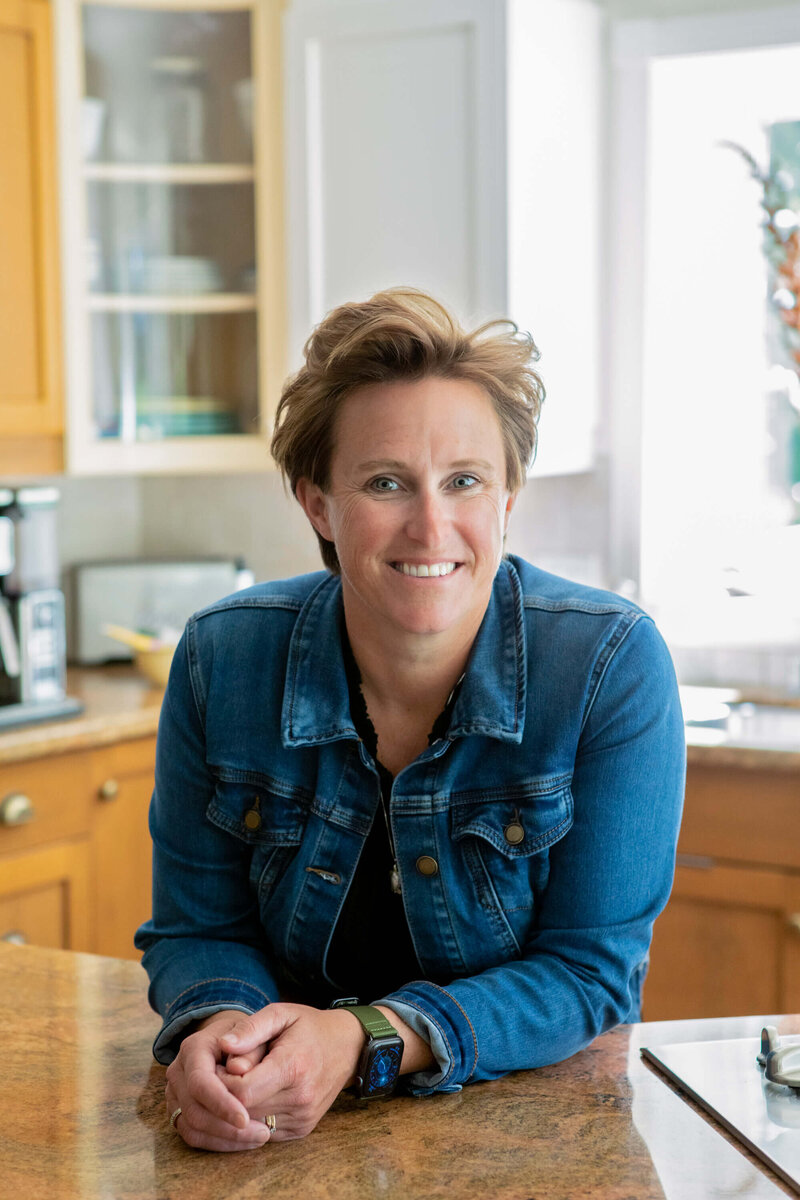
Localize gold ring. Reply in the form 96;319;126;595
264;1113;277;1134
169;1106;182;1129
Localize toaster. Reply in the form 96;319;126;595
68;558;254;664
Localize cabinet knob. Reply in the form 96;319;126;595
0;792;35;826
98;778;120;802
1;931;27;945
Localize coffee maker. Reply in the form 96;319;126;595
0;487;82;727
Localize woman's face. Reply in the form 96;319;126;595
297;376;516;646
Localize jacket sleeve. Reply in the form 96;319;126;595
134;629;281;1063
379;614;686;1094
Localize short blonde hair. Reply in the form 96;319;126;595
271;287;544;572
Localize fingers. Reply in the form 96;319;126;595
224;1044;267;1076
219;1004;297;1057
188;1061;252;1128
168;1099;271;1151
222;1043;296;1111
167;1047;250;1131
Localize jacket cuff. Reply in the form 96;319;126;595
376;981;478;1094
152;977;273;1064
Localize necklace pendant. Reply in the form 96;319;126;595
390;862;402;895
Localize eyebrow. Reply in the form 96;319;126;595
355;459;497;472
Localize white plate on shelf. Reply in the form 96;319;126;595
142;256;222;294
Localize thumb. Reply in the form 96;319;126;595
224;1044;266;1076
219;1003;294;1055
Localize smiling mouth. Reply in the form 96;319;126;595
391;562;459;578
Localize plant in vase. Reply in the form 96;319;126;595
724;133;800;515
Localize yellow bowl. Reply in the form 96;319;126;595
134;645;175;687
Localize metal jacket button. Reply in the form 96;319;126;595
416;855;439;877
504;822;525;845
244;797;261;831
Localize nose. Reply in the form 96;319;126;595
405;486;449;546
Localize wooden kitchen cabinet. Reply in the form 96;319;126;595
90;738;155;958
0;0;64;474
0;840;91;949
643;761;800;1021
0;735;155;957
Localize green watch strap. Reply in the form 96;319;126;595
340;1004;398;1041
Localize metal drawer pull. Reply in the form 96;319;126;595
787;914;800;935
0;793;35;826
1;931;27;945
98;778;119;802
675;853;715;870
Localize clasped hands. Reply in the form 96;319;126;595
164;1001;431;1151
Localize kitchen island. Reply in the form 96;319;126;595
3;942;795;1199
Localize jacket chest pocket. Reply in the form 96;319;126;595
450;778;573;917
207;776;310;906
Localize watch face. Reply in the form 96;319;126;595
363;1038;403;1098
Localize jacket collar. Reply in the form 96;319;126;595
281;560;526;748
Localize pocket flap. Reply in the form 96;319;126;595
207;775;309;846
450;779;573;858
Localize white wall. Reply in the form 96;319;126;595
138;470;322;580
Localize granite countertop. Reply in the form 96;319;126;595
0;670;798;770
0;666;163;766
1;941;795;1199
683;688;800;771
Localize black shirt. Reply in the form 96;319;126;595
325;628;460;1001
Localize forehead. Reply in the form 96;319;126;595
330;377;505;463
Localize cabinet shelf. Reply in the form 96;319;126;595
87;293;257;314
83;163;256;185
59;0;285;474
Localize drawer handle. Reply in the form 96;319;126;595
0;793;35;826
1;930;27;945
788;915;800;935
98;778;119;802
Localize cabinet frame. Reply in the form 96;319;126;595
0;0;64;473
54;0;287;474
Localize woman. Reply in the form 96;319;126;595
135;288;685;1151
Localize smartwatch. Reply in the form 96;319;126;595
330;997;404;1098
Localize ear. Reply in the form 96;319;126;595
503;491;518;534
295;478;334;542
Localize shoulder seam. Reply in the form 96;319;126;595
521;596;646;618
188;594;305;625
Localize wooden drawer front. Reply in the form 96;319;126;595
681;765;800;870
91;737;156;787
644;861;800;1021
0;840;91;950
0;752;94;855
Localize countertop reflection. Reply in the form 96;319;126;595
2;943;795;1199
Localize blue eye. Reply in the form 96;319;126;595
451;474;478;489
369;476;399;493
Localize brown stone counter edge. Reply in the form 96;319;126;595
686;743;800;772
0;665;163;766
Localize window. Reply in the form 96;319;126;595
610;11;800;690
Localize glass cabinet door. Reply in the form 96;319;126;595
61;0;283;471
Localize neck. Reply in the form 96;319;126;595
342;606;478;715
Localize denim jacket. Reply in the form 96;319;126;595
135;555;685;1094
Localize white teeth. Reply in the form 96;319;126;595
395;562;456;577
